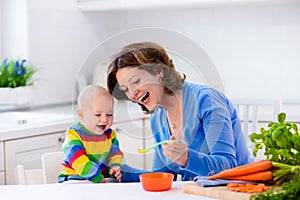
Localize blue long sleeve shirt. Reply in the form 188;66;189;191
121;82;252;182
150;82;252;180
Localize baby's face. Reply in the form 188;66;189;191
80;94;114;135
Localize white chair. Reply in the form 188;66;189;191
16;165;44;185
41;151;64;184
232;99;282;159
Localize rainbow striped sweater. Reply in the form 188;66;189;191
58;122;123;183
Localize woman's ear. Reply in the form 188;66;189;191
157;69;164;78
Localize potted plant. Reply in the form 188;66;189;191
0;58;37;110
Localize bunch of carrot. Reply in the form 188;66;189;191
208;160;273;182
227;183;270;194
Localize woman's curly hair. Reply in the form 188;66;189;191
107;41;185;113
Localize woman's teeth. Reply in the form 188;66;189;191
139;92;149;102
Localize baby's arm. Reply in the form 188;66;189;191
107;129;123;182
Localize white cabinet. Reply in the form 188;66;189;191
113;117;153;170
4;132;65;185
0;141;4;185
0;172;4;185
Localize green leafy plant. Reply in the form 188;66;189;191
250;112;300;165
250;112;300;199
0;58;36;88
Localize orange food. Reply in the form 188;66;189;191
227;183;270;194
208;160;272;180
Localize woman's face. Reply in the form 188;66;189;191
116;67;165;112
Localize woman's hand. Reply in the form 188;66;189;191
162;135;188;167
110;166;122;182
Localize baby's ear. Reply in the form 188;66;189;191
77;109;84;120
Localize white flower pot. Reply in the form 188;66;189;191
0;86;34;110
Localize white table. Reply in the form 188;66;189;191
0;181;216;200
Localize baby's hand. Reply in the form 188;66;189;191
110;166;122;182
100;177;106;183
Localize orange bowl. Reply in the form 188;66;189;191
139;172;174;192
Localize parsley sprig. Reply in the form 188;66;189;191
250;112;300;165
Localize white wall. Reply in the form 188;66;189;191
94;3;300;102
1;0;28;59
1;0;300;113
79;1;300;120
1;0;111;106
26;0;112;106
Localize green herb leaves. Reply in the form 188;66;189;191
250;112;300;165
250;113;300;199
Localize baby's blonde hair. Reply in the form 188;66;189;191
77;85;113;109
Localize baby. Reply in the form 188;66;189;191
58;85;123;183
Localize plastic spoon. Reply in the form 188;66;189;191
137;139;181;153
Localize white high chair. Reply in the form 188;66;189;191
232;99;282;159
16;165;44;185
16;151;64;185
41;151;64;184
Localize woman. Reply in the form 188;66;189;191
107;41;252;182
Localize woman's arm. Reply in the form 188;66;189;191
121;164;149;182
179;87;245;176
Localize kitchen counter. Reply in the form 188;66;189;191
0;102;148;141
0;104;75;141
0;181;216;200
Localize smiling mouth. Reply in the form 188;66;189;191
97;125;106;130
139;92;149;102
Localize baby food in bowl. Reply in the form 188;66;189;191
139;172;174;192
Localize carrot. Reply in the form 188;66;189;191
208;160;272;180
226;183;241;188
226;183;270;194
223;171;273;182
